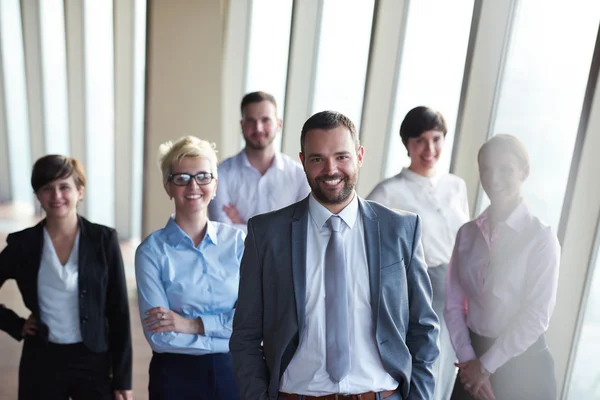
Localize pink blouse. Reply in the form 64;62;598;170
444;201;560;373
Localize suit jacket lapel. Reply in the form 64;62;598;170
291;198;309;335
30;221;45;317
77;216;90;284
359;198;381;328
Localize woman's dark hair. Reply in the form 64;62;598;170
31;155;87;192
399;106;447;144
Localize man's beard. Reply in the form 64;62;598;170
308;173;356;205
244;132;275;150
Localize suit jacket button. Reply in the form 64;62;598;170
82;316;89;323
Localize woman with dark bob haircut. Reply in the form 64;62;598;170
368;106;470;400
0;155;133;400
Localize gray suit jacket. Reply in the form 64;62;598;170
230;196;439;400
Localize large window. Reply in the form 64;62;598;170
567;224;600;399
130;0;148;239
84;0;115;227
244;0;294;151
477;0;600;228
0;0;32;205
39;0;69;155
384;0;474;178
311;0;375;130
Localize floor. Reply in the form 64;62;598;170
0;203;152;399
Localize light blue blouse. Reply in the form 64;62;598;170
135;217;245;355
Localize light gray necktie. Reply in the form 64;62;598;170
325;215;350;382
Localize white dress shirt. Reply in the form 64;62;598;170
445;201;560;373
38;228;83;344
280;194;398;395
208;150;310;232
367;168;470;267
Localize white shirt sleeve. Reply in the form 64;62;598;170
444;229;478;363
295;171;311;202
460;180;471;219
209;166;248;232
365;182;388;204
479;228;560;373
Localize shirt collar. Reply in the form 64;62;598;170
205;220;219;245
400;167;442;188
239;150;285;171
164;216;218;247
308;192;359;230
476;199;531;233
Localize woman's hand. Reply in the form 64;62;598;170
474;380;495;400
143;307;204;335
21;314;38;337
455;359;496;400
113;389;133;400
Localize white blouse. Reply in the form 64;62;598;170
367;168;470;267
444;202;561;373
38;228;82;344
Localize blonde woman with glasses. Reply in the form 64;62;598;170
136;136;244;400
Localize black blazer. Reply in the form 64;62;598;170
0;216;132;390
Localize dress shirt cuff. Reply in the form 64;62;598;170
479;348;504;374
456;345;477;364
200;314;221;337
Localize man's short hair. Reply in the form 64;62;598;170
300;111;360;154
240;91;278;117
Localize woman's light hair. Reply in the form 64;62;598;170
478;134;530;175
158;136;219;184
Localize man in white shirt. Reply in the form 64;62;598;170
231;111;439;400
208;92;310;231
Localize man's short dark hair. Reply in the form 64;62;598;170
399;106;447;144
31;155;87;192
300;111;360;154
240;91;278;117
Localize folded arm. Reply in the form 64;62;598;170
135;248;221;354
200;308;236;338
208;171;247;232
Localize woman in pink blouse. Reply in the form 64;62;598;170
445;134;560;400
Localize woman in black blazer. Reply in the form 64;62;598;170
0;155;133;400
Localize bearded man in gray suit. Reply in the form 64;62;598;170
230;111;439;400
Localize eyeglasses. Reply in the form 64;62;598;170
168;172;215;186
